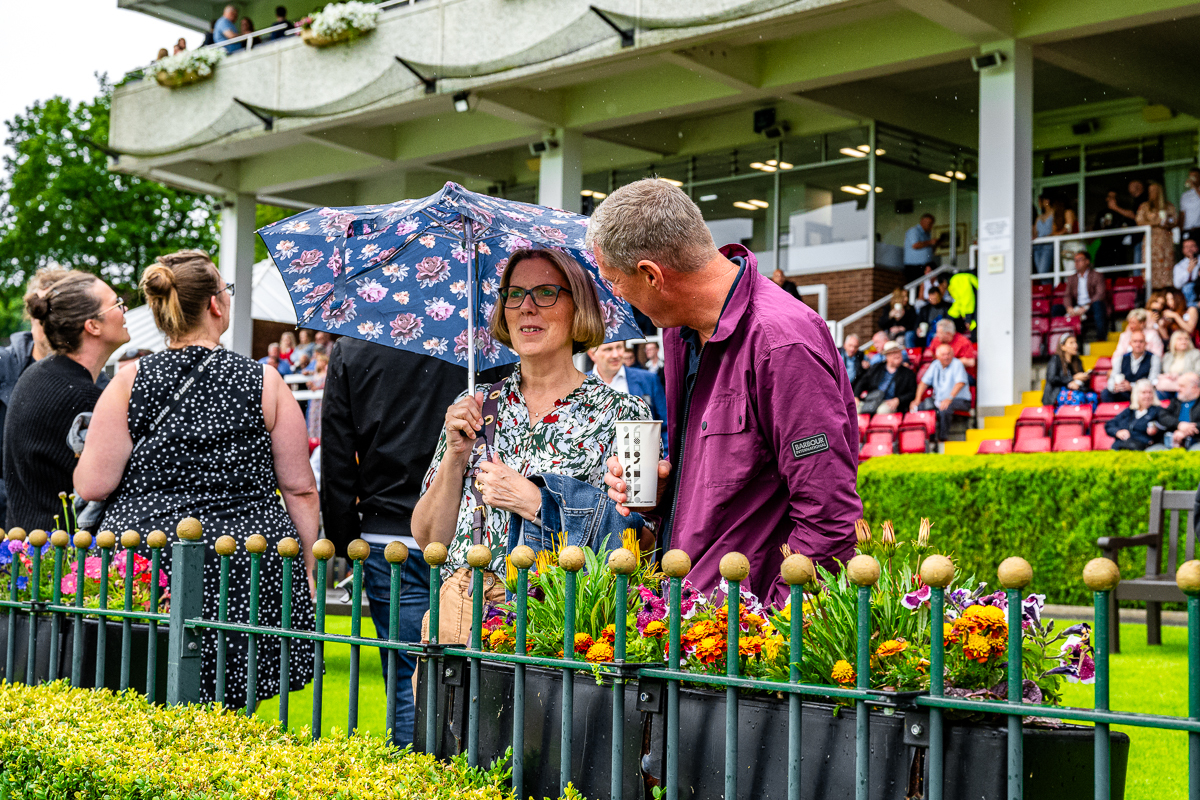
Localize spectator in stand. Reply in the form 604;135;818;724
259;343;292;375
173;37;187;55
911;343;971;441
865;329;910;366
877;288;919;348
315;331;333;354
932;318;976;371
1057;251;1108;342
1105;379;1168;451
279;331;297;364
852;340;915;415
1104;330;1160;403
1155;330;1200;398
1043;334;1096;408
1181;168;1200;243
841;333;863;383
770;268;802;301
239;16;258;46
1153;288;1197;342
642;341;663;378
270;6;291;40
1162;372;1200;450
4;271;130;529
588;340;669;452
213;5;240;53
946;272;978;333
1109;179;1149;264
1032;195;1060;275
903;213;937;283
293;329;317;361
1136;181;1179;288
306;351;327;441
621;349;637;368
913;264;938;310
917;285;951;344
1063;207;1079;235
1112;308;1163;363
1174;237;1200;306
202;21;215;47
156;48;169;61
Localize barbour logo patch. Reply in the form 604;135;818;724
790;434;829;460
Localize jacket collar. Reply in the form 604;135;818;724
709;244;757;345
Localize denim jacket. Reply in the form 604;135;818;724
509;473;644;556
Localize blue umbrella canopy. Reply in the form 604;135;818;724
256;182;643;385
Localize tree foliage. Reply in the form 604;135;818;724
0;76;219;337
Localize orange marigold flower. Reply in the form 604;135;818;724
644;620;668;638
693;636;725;665
739;636;763;656
601;624;617;643
875;639;908;658
684;620;721;643
762;635;785;662
831;659;855;685
574;633;595;654
487;628;512;651
963;633;994;663
586;641;615;663
961;605;1007;635
943;622;960;644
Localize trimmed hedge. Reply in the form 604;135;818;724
857;451;1200;607
0;682;517;800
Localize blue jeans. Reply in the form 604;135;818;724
362;542;429;747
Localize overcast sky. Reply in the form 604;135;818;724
1;2;196;161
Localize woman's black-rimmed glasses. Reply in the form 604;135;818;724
500;284;572;308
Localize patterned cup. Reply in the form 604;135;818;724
614;420;662;510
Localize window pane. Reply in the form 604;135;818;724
691;175;777;270
778;162;872;274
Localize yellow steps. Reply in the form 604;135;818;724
1021;390;1044;406
967;427;1012;444
985;414;1017;429
1081;354;1099;370
943;441;977;456
1090;341;1116;357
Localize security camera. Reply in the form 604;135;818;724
970;51;1006;72
528;138;559;156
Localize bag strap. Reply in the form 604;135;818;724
468;380;506;547
133;347;223;454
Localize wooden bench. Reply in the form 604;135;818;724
1096;486;1196;653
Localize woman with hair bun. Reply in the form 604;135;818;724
75;249;316;709
3;270;129;529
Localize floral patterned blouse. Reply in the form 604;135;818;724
421;366;651;576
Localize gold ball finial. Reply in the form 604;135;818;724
558;546;586;572
214;536;238;556
1177;560;1200;594
28;530;48;548
661;549;692;578
608;548;637;576
146;530;167;549
176;518;203;541
847;554;881;587
120;530;141;549
95;531;116;549
50;530;70;549
466;544;493;569
277;537;300;558
346;538;370;561
73;531;93;550
997;557;1033;589
245;534;268;555
1082;558;1121;592
919;555;956;589
719;552;751;582
384;541;409;564
424;542;449;566
781;554;815;587
6;528;25;542
510;545;536;570
312;539;336;561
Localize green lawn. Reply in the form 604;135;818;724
255;618;1189;799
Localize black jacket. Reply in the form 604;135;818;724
319;338;510;556
1160;397;1200;431
1043;354;1085;406
877;305;918;337
852;362;917;410
1104;406;1168;449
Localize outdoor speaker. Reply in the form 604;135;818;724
1071;119;1100;136
895;199;914;215
753;107;776;134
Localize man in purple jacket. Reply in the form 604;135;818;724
587;179;861;606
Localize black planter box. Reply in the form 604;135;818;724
418;661;1130;800
0;613;169;703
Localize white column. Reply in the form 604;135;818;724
976;41;1033;413
538;128;583;213
219;193;257;356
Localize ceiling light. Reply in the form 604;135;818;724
875;148;886;156
580;189;594;197
766;159;778;166
732;201;758;211
658;177;683;187
750;162;765;169
778;161;793;170
874;186;883;193
929;173;952;184
857;145;870;153
857;183;872;191
759;165;777;172
840;185;867;195
592;192;607;199
452;91;470;113
954;171;966;181
700;194;718;202
839;147;867;158
748;199;769;208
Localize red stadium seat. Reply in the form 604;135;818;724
1092;426;1116;451
1014;406;1054;440
1052;283;1067;300
906;347;925;367
1031;316;1049;357
1090;372;1109;394
923;346;937;363
1050;315;1081;335
857;413;870;443
1053;422;1086;442
903;410;937;437
1052;435;1092;452
866;429;895;448
1093;402;1128;427
898;425;929;454
859;442;893;460
1032;297;1051;317
916;362;932;384
977;439;1013;454
1013;436;1052;453
869;412;903;434
1032;284;1052;298
1093;357;1112;371
1055;404;1093;432
1112;278;1139;312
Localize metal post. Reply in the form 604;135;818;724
723;560;745;800
467;549;485;768
120;535;137;691
347;544;365;733
216;541;232;705
48;533;65;683
26;531;45;684
384;541;408;742
665;569;684;800
1189;592;1200;800
246;539;263;715
279;540;295;730
146;531;165;702
166;520;205;706
856;584;871;800
424;545;445;754
929;587;947;800
1094;588;1111;800
95;537;112;689
609;548;636;800
312;541;332;740
1007;587;1024;800
6;532;20;682
560;549;581;795
71;533;91;689
780;553;814;800
511;545;536;798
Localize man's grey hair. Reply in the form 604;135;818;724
585;178;719;275
936;319;956;335
1180;372;1200;387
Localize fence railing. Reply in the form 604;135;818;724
2;519;1199;799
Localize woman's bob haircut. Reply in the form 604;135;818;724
490;248;606;351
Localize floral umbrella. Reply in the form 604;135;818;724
256;182;643;389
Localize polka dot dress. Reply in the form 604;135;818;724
100;346;315;709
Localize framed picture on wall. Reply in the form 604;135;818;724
932;223;969;257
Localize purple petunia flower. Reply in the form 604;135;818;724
902;584;931;610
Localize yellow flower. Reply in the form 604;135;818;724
738;636;763;656
875;638;908;658
693;636;725;664
831;659;856;685
574;632;594;654
601;624;616;643
586;641;615;663
643;620;667;638
762;636;784;662
487;628;513;651
963;633;994;662
621;527;641;563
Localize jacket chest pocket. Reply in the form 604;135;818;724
695;395;766;487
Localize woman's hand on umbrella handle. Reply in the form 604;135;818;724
444;392;484;459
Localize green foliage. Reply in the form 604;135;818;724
856;451;1200;606
0;681;519;800
255;204;294;263
0;77;219;336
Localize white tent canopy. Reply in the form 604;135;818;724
110;259;295;365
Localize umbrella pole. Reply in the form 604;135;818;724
464;217;476;395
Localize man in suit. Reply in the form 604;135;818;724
1103;330;1160;403
588;340;669;453
1059;251;1109;342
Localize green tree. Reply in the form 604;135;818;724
0;76;219;337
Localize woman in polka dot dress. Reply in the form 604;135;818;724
76;250;317;710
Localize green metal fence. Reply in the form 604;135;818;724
2;518;1200;800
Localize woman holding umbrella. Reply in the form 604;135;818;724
413;248;651;644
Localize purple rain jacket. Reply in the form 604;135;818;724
659;245;862;606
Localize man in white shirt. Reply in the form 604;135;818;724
1181;168;1200;241
1174;238;1200;306
642;341;664;376
1104;330;1161;403
588;340;669;451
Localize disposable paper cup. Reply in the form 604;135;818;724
615;420;662;510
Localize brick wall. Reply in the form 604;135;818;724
794;267;907;341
